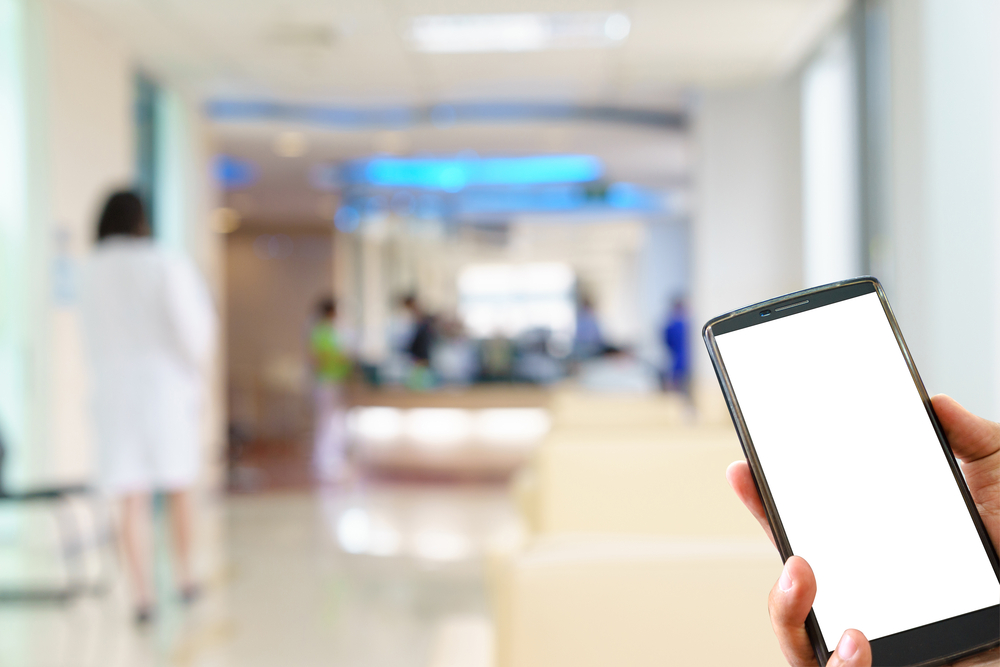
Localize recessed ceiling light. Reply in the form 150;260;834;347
604;13;631;41
211;207;242;234
274;130;307;157
408;12;631;53
264;22;336;49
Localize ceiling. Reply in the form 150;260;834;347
67;0;848;107
65;0;847;225
214;119;691;225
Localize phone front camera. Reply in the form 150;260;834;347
760;310;771;317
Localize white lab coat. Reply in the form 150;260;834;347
80;237;217;494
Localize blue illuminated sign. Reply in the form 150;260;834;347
357;155;603;191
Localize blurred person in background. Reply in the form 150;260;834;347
401;293;436;390
513;328;564;384
573;296;605;359
431;316;478;385
380;294;418;385
309;297;353;481
578;345;660;393
80;190;216;624
662;296;691;396
480;334;515;382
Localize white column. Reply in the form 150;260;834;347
359;234;388;364
801;28;862;287
884;0;1000;418
0;0;35;480
155;85;221;276
692;79;804;418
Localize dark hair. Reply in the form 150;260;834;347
96;191;150;242
317;297;337;318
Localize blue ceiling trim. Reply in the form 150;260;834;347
333;182;666;227
205;100;686;130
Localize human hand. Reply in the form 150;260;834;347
726;394;1000;667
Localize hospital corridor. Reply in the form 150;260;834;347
0;0;998;666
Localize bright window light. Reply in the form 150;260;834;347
409;13;631;53
458;263;576;338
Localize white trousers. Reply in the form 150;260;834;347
313;383;347;481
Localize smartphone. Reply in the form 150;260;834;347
703;277;999;666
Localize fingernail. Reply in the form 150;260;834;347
778;563;793;592
837;633;858;660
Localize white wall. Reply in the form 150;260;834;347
883;0;1000;419
692;79;804;415
801;28;862;287
44;0;134;484
637;217;690;366
0;0;133;486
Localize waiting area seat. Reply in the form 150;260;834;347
492;535;780;667
514;426;761;536
547;389;689;430
0;434;109;602
490;390;784;667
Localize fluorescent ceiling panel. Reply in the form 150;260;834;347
409;13;630;53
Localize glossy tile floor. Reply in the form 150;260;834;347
0;481;519;667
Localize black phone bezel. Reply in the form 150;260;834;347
702;276;1000;666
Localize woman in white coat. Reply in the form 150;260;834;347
80;191;216;623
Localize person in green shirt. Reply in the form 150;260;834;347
310;297;352;481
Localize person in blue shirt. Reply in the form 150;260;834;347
574;297;605;359
662;297;690;395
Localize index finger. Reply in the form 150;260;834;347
726;460;776;548
931;394;1000;463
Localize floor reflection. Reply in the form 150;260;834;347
0;479;518;667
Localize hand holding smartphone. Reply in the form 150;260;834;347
703;278;999;667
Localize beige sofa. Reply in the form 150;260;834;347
492;536;782;667
491;396;786;667
516;426;763;537
547;390;690;430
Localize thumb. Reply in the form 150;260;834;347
825;630;872;667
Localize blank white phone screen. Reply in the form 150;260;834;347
715;292;998;649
